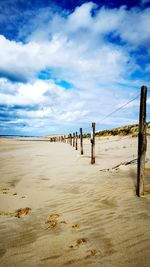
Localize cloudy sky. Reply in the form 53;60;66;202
0;0;150;136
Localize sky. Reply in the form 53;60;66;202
0;0;150;136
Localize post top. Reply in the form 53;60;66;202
141;85;147;92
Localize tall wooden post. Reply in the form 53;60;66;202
137;86;147;197
91;122;96;164
75;132;78;150
70;134;72;146
69;134;71;145
73;133;75;147
80;128;83;155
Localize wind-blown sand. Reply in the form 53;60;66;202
0;136;150;267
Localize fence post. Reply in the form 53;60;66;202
69;134;71;145
73;133;75;147
75;132;78;150
137;86;147;197
91;122;96;164
80;128;83;155
70;134;72;146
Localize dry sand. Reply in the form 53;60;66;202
0;136;150;267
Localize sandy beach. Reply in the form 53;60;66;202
0;136;150;267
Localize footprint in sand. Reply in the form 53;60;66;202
45;213;59;228
1;188;9;192
1;188;9;194
72;224;80;230
87;248;102;257
1;188;19;197
69;238;88;249
69;238;102;258
76;238;87;246
14;207;31;218
0;207;31;218
45;214;67;229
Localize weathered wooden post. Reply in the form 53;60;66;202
70;134;72;146
80;128;83;155
91;122;96;164
137;86;147;197
73;133;75;147
75;132;78;150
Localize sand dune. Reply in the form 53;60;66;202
0;136;150;266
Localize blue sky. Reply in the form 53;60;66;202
0;0;150;135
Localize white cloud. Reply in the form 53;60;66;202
118;8;150;47
1;4;149;85
0;2;150;134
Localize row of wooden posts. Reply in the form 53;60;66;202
50;123;96;164
66;123;96;164
50;86;148;197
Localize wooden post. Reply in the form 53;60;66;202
73;133;75;147
70;134;72;146
80;128;83;155
91;122;96;164
75;132;78;150
137;86;147;197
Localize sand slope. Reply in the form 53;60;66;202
0;136;150;267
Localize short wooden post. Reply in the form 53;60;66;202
91;122;96;164
80;128;83;155
137;86;147;197
75;132;78;150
